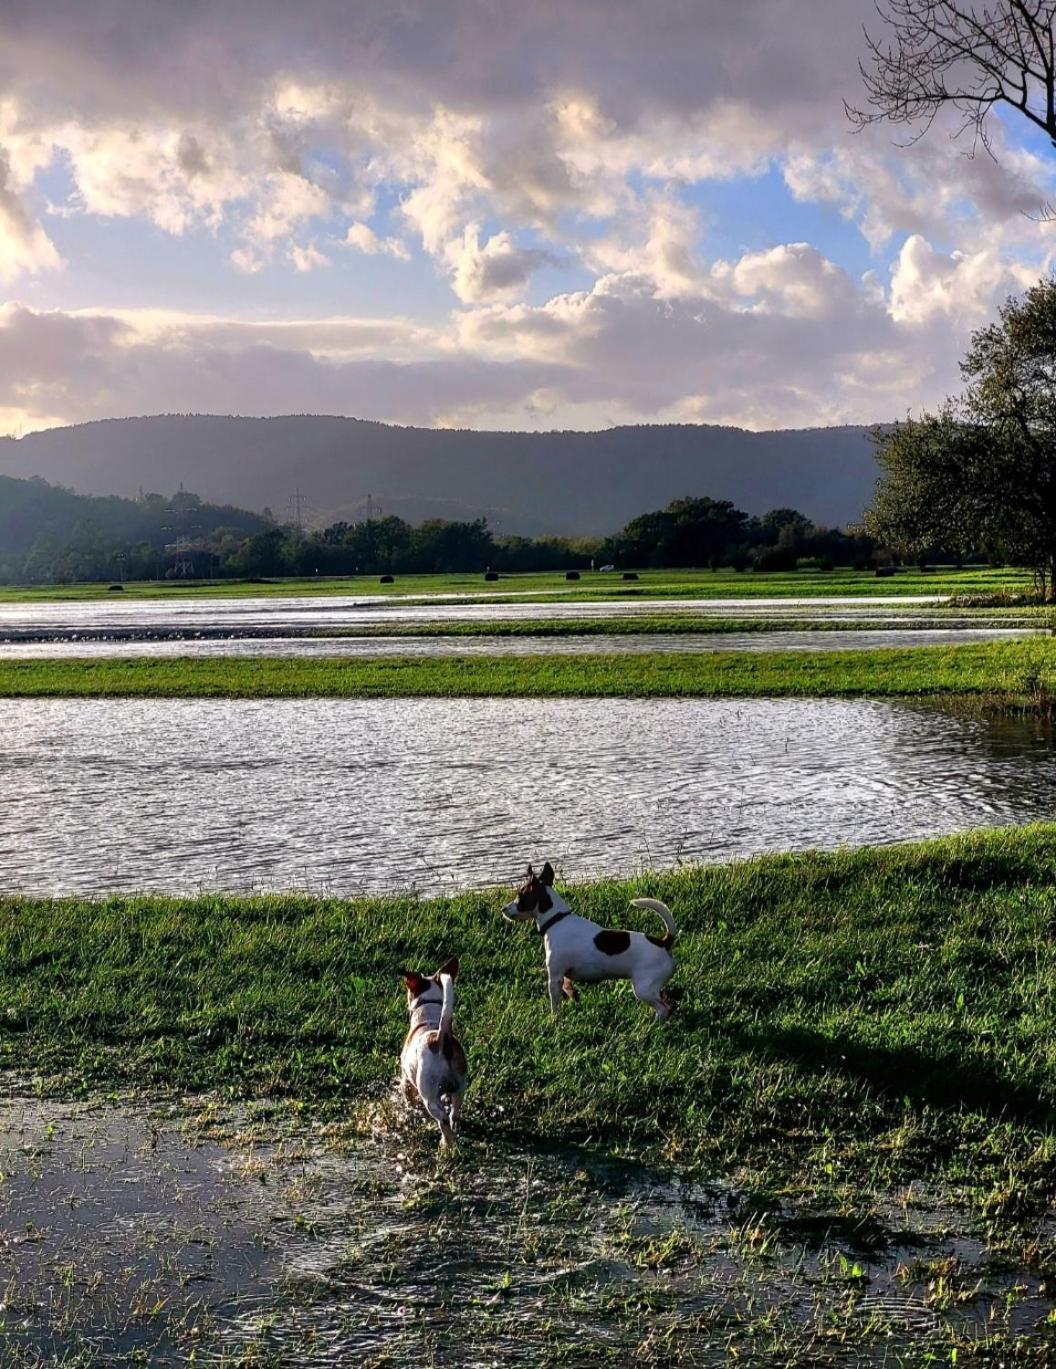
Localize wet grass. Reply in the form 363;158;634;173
8;829;1056;1362
4;1093;1053;1367
0;564;1033;603
4;823;1056;1215
2;637;1056;700
325;612;1051;637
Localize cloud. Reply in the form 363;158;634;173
0;0;1054;434
888;234;1039;326
0;146;60;281
344;221;410;260
288;241;330;272
446;227;558;302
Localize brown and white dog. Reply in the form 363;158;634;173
399;957;467;1147
503;863;677;1018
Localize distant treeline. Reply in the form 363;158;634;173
0;476;887;583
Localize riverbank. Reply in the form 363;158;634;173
0;638;1053;699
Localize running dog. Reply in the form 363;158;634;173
503;863;677;1018
399;957;467;1147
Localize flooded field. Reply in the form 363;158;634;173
0;1091;1051;1367
0;626;1043;659
3;696;1056;896
0;593;954;640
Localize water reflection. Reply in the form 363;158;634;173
2;696;1055;896
0;627;1043;659
0;592;951;638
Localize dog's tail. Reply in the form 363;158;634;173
630;897;677;950
437;972;456;1039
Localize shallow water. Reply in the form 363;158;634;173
3;696;1056;896
0;1094;1049;1366
0;626;1043;659
0;592;950;639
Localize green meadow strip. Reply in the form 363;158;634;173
4;824;1056;1205
0;564;1034;602
0;639;1054;698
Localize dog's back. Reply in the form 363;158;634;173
400;962;467;1147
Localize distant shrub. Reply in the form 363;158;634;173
107;583;125;592
484;571;499;581
875;565;897;577
752;548;798;572
795;556;834;572
565;570;580;580
380;574;395;584
622;571;639;580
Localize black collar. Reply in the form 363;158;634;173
538;909;572;936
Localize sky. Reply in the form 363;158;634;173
1;0;1055;438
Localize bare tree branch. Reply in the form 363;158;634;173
847;1;1056;153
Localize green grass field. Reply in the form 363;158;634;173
12;828;1056;1361
5;824;1056;1211
1;638;1053;700
0;564;1035;603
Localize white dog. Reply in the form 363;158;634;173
399;957;467;1147
503;863;677;1018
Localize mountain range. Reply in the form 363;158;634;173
0;415;881;535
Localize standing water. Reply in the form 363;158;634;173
1;696;1054;896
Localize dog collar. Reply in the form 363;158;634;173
538;909;571;936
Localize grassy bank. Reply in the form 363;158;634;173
329;611;1050;636
5;825;1056;1211
1;638;1054;698
0;563;1033;602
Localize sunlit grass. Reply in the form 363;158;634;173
4;824;1056;1209
0;638;1054;698
0;564;1034;602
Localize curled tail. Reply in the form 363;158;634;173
437;972;455;1038
630;897;677;949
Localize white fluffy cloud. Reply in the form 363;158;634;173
0;0;1054;434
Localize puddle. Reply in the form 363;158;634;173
3;697;1056;897
0;1093;1051;1366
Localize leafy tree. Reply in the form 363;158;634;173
866;278;1056;595
613;496;751;567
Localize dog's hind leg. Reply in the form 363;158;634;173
562;976;579;1001
421;1092;456;1147
448;1089;463;1135
547;971;564;1014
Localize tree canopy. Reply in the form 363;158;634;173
866;277;1056;594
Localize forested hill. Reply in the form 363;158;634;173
0;474;267;580
0;416;879;535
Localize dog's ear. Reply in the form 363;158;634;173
436;956;459;979
525;863;535;879
537;887;553;914
540;861;555;887
401;969;428;994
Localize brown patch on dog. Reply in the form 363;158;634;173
403;1021;435;1049
647;933;675;951
594;929;632;955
